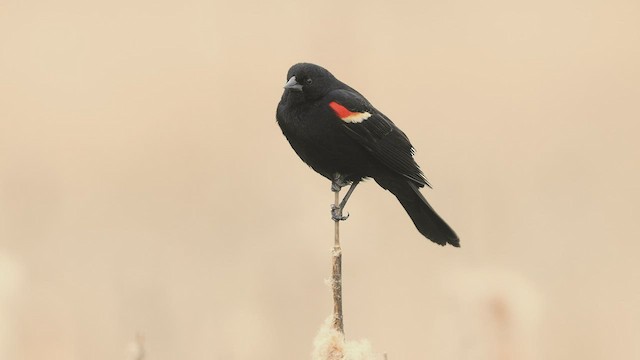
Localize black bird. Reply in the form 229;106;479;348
276;63;459;247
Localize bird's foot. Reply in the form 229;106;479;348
331;204;350;221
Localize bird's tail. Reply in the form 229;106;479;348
375;175;460;247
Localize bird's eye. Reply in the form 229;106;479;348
305;78;313;85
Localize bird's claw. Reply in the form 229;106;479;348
331;204;350;221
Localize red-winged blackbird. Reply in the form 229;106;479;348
276;63;459;247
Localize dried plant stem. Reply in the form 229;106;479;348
332;189;344;334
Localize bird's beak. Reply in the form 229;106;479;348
284;76;303;91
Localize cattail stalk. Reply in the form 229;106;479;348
332;189;344;334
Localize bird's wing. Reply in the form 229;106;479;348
327;89;430;187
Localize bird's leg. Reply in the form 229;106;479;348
331;175;360;221
331;173;349;221
330;173;349;192
338;180;359;210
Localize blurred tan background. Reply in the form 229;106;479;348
1;0;639;359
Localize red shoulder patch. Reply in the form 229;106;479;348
329;101;354;118
329;101;372;123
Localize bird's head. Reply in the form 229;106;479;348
282;63;340;102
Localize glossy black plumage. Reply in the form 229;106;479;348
276;63;459;247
